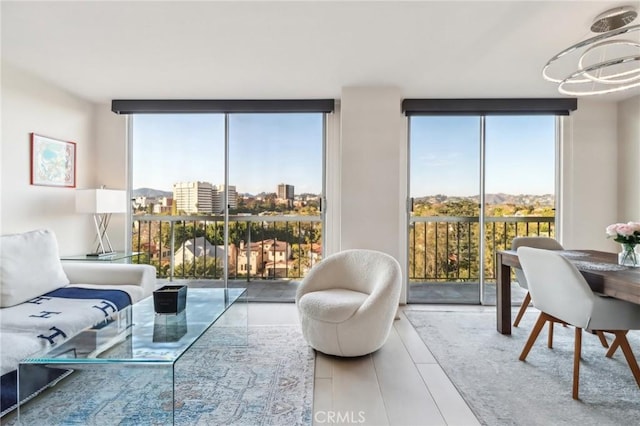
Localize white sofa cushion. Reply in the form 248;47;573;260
61;262;156;303
0;229;69;308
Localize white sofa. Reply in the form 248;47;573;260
0;229;156;416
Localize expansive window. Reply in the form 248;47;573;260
122;100;331;301
404;98;576;304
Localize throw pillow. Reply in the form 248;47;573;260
0;229;70;308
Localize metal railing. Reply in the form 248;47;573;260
132;214;554;283
132;214;322;280
409;216;555;282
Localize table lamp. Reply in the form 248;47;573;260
75;188;127;256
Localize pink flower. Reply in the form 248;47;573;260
606;221;640;245
628;222;640;232
606;224;621;236
617;224;635;236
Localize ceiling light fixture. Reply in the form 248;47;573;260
543;5;640;96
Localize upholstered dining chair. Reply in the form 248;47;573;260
295;249;402;357
511;236;564;327
517;246;640;399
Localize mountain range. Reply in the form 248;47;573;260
416;193;555;205
134;188;554;206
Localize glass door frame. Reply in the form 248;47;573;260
126;111;328;291
478;116;487;304
407;114;560;305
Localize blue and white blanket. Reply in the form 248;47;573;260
0;287;131;416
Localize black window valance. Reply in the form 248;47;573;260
402;98;578;116
111;99;335;114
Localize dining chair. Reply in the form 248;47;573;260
511;236;564;328
517;246;640;399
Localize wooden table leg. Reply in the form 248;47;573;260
496;253;511;335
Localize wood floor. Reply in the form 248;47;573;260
249;303;484;426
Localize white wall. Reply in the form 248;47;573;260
339;87;408;302
1;63;97;255
560;99;619;252
617;95;640;222
93;105;128;250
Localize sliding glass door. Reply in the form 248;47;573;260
130;114;226;279
227;113;324;283
130;112;325;301
409;116;482;303
483;116;557;304
408;115;558;304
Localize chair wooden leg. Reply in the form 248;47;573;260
595;331;609;348
605;331;626;358
573;327;582;400
513;292;531;327
520;312;547;361
548;321;554;348
612;331;640;388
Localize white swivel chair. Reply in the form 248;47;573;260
295;249;402;357
511;236;564;327
517;246;640;399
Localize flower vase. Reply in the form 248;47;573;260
618;244;639;267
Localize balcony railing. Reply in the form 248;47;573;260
132;214;322;280
132;214;554;283
409;216;555;282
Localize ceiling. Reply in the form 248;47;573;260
2;0;639;104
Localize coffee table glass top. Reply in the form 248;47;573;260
20;288;246;366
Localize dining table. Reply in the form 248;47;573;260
495;249;640;335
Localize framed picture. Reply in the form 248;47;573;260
30;133;76;188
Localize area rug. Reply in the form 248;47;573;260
2;326;314;426
404;309;640;426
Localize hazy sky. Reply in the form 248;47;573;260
410;115;556;197
132;113;323;194
132;113;556;196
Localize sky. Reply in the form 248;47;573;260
410;115;556;197
132;113;556;197
132;113;323;195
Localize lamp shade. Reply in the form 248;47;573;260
75;189;127;214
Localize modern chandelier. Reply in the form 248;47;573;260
543;5;640;96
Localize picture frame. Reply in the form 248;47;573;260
30;133;76;188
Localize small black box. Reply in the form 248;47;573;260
153;285;187;314
153;310;188;342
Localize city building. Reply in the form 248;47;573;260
152;197;173;214
173;181;214;214
277;183;294;208
212;184;238;213
277;183;294;201
132;196;148;209
236;239;292;278
173;236;230;267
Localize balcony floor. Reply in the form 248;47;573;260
160;278;528;305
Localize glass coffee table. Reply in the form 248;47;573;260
17;287;247;424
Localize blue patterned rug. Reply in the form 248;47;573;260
2;326;314;425
405;309;640;426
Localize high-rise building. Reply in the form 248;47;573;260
277;183;294;201
212;184;238;213
173;181;214;214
